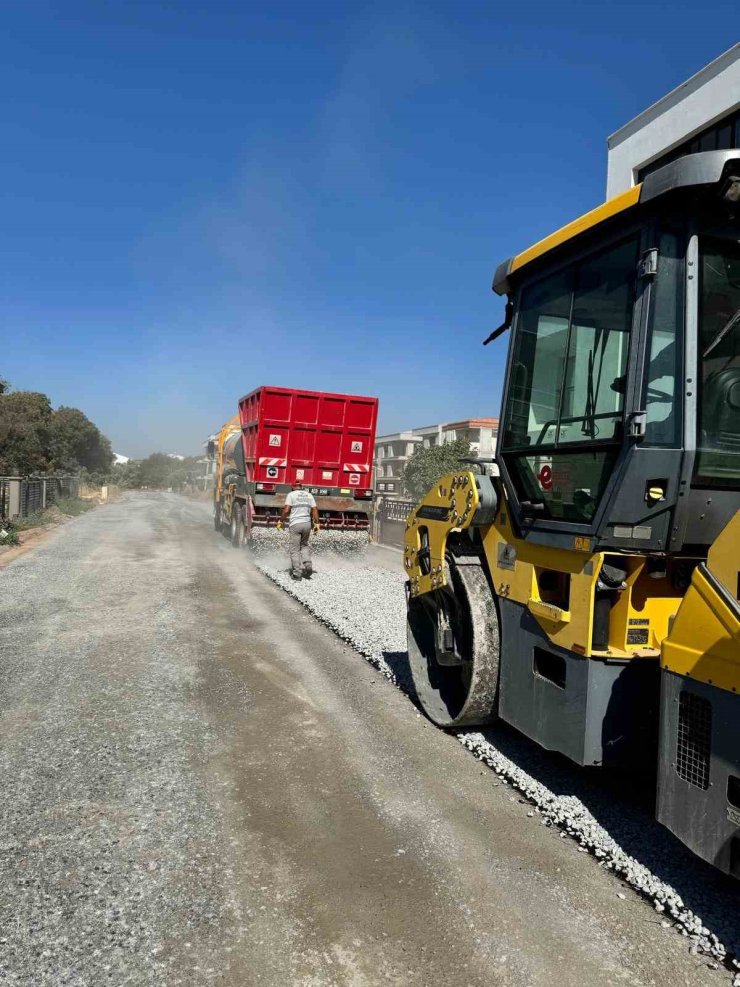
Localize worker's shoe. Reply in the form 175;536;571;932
302;563;313;579
290;569;302;581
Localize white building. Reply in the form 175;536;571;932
113;453;130;465
374;418;498;500
607;44;740;198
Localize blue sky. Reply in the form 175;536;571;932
1;2;735;456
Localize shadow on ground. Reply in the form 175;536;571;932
384;646;740;959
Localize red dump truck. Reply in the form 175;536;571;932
211;385;379;547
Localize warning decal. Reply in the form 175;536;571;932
266;466;279;479
537;465;552;491
269;434;281;447
350;440;363;453
349;473;361;485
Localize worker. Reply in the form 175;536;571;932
277;481;320;580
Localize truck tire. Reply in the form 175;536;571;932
230;502;245;548
214;504;222;532
243;499;253;544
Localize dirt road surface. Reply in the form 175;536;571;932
0;494;724;986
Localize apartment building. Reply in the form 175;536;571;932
374;418;498;499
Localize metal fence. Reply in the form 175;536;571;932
375;497;415;549
0;475;81;520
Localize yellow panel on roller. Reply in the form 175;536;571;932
404;470;687;661
661;512;740;693
403;471;481;596
509;185;642;278
479;514;598;656
405;472;599;656
706;509;740;603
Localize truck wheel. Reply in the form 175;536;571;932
214;504;222;532
406;554;499;728
230;503;245;548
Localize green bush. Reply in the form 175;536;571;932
0;519;20;546
14;511;45;531
55;496;94;516
10;497;93;534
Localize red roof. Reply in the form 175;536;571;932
442;418;499;430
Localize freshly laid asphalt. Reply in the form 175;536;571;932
0;494;725;985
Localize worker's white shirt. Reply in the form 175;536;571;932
285;489;316;527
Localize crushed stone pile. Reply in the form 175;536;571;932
248;526;370;557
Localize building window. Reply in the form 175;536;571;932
638;108;740;182
386;483;395;492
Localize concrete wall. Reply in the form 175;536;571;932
606;45;740;197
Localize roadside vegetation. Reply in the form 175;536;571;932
0;374;200;495
109;452;202;491
0;376;113;476
0;519;19;546
0;497;96;550
401;437;475;501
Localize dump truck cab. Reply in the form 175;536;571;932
493;150;740;558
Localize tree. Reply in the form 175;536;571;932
49;406;113;473
0;391;54;474
0;386;113;476
109;459;143;488
401;438;476;502
137;453;172;488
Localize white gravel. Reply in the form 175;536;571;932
249;528;407;680
252;532;740;978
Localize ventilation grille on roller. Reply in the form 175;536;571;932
676;692;712;790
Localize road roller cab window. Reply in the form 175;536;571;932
695;235;740;488
642;231;684;447
501;236;639;522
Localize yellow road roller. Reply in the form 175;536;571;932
404;150;740;877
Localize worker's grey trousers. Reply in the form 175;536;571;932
289;521;312;572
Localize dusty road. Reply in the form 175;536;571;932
0;494;725;986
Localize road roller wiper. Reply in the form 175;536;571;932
703;305;740;358
482;297;514;346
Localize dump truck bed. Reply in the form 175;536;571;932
238;385;378;494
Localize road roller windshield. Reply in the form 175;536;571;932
492;150;740;550
500;235;639;523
